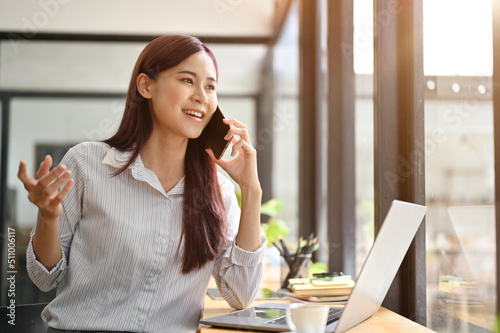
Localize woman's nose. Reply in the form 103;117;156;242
191;86;208;105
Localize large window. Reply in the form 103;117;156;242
423;0;495;331
272;2;300;240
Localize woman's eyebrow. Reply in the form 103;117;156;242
177;70;217;82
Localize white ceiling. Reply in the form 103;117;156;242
0;0;276;95
0;0;275;36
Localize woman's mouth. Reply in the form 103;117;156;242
183;109;203;119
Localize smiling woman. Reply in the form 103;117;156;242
16;35;265;333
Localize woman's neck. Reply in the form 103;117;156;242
140;132;187;192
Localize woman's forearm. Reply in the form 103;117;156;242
235;185;263;252
32;211;63;270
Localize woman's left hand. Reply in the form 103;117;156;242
206;119;260;191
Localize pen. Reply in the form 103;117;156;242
278;236;291;257
271;239;283;255
272;238;293;266
295;236;303;256
291;236;304;269
303;237;317;255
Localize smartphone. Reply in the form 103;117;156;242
203;105;232;159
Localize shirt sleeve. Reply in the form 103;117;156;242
212;174;267;310
26;143;86;292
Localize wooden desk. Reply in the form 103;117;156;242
199;284;436;332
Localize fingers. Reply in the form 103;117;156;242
18;157;74;220
37;164;68;189
37;155;53;179
18;157;73;204
29;167;71;202
43;170;73;197
230;136;256;157
52;178;75;206
223;119;251;144
18;160;36;190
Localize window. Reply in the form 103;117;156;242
423;0;495;331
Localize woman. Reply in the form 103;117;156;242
17;35;265;333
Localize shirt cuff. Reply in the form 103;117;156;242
229;234;267;267
26;237;67;275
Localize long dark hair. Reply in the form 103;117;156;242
104;35;227;274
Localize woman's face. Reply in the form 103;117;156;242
145;51;218;140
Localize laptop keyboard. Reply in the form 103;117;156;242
267;307;343;326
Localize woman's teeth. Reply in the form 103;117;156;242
183;110;202;119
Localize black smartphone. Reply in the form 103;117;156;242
203;105;232;159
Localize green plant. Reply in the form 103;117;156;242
260;198;290;247
236;192;327;274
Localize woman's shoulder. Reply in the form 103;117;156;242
68;141;111;155
63;141;112;164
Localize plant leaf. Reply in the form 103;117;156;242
263;218;290;246
260;199;285;217
309;262;328;275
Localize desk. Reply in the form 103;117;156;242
199;280;436;333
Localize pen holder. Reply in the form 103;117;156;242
280;253;312;289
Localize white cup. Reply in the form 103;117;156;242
286;303;330;333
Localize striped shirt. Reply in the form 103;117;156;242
26;141;265;333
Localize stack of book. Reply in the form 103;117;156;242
438;275;482;305
278;275;355;305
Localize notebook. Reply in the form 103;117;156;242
200;200;427;333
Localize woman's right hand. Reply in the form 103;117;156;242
17;155;74;221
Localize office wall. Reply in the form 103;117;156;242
0;40;268;95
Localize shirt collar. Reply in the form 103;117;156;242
102;147;130;168
102;147;185;196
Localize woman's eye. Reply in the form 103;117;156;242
182;78;193;84
206;84;216;91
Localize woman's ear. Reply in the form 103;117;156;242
137;73;153;99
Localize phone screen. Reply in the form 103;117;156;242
203;105;232;159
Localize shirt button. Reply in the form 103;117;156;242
137;314;145;322
160;239;167;245
147;277;156;285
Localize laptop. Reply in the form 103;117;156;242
200;200;427;333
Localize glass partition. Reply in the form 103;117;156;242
423;0;495;331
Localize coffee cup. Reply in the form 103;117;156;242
286;303;329;333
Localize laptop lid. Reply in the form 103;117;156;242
200;200;427;332
335;200;427;332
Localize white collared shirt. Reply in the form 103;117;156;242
26;141;266;333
